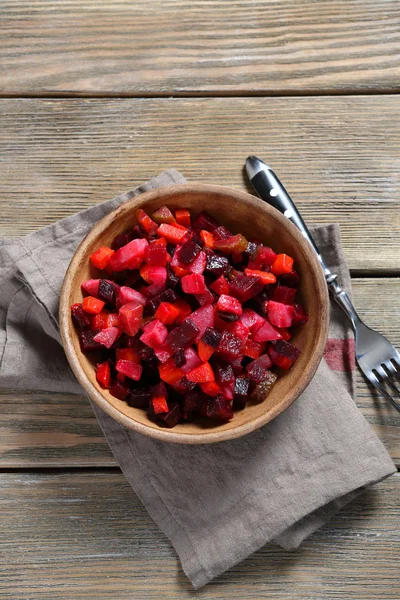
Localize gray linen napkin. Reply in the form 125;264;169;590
0;169;396;589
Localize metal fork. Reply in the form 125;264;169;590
246;156;400;412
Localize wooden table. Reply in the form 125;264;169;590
1;2;399;598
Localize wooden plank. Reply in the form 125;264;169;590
0;471;398;599
0;97;399;272
1;1;400;95
0;278;399;468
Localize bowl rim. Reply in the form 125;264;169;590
59;182;329;444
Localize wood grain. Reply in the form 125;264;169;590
0;471;399;599
1;1;400;95
0;97;399;272
1;278;399;467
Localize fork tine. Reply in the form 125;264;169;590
381;366;400;398
369;372;400;412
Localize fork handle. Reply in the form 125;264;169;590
248;163;361;331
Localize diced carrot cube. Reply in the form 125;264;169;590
90;247;115;270
175;209;191;228
82;296;106;314
271;254;294;276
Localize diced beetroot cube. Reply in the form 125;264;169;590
79;330;102;353
200;396;233;422
118;286;147;306
213;225;232;240
267;301;294;328
279;269;301;288
147;288;178;314
251;245;277;269
246;361;269;384
217;331;243;361
213;359;235;384
187;303;214;341
98;279;118;305
233;377;250;410
230;356;245;375
219;381;235;400
217;294;243;317
187;250;207;274
224;321;249;345
193;211;219;232
81;278;100;297
173;348;186;368
272;285;297;305
166;319;200;351
247;354;273;374
201;327;222;348
243;339;266;359
267;345;292;370
127;388;152;409
116;359;143;381
195;287;215;306
183;390;204;413
205;251;231;277
274;340;301;362
109;379;131;400
240;308;266;334
111;231;135;250
154;343;174;363
291;303;309;327
93;326;120;349
119;302;143;337
140;319;168;349
253;321;282;342
71;303;91;329
176;240;201;264
144;242;168;267
159;402;181;428
140;265;167;287
251;371;277;403
110;238;148;272
210;276;230;296
229;273;264;303
181;273;206;294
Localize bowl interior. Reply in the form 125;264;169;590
60;184;329;443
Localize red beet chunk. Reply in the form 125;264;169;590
193;211;219;232
144;242;168;267
187;250;207;275
119;301;143;337
111;231;134;250
159;402;181;428
79;330;102;352
201;327;222;348
205;251;231;276
224;321;249;345
181;273;206;294
151;381;169;414
71;303;91;329
147;288;178;313
217;331;243;361
272;285;297;305
127;388;152;409
182;390;204;414
210;276;229;296
110;238;148;272
81;278;101;297
292;303;309;327
253;321;282;342
217;294;243;317
140;319;168;349
233;377;250;410
213;225;232;240
166;319;200;351
177;240;201;264
109;379;130;400
93;326;120;349
96;361;112;388
267;300;294;328
195;287;215;306
213;359;235;384
275;340;301;362
98;279;117;304
118;286;147;307
279;269;300;288
188;304;214;341
240;308;266;334
228;273;264;303
246;362;268;384
251;372;277;403
116;359;143;381
200;396;233;422
174;347;186;368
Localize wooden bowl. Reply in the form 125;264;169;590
60;183;329;444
